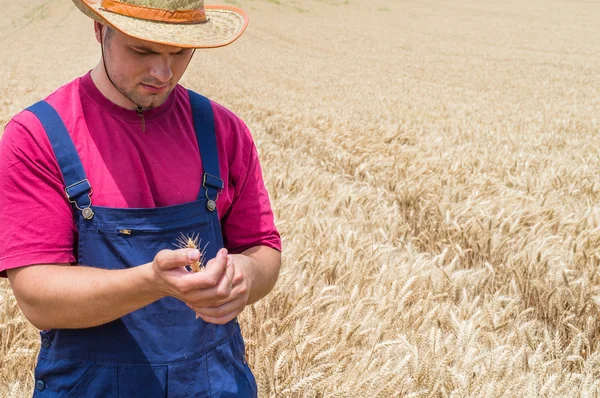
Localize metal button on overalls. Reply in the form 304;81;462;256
35;380;45;392
26;92;258;397
41;337;51;349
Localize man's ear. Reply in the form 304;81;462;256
94;21;104;44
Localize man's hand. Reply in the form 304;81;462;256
150;247;236;311
190;253;254;325
186;246;281;325
152;246;281;325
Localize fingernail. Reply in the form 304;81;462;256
220;249;227;258
187;249;200;261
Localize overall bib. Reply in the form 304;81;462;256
25;92;258;397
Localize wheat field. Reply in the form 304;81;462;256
2;0;600;396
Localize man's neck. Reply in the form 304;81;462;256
90;64;139;111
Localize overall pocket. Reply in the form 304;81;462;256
89;218;215;268
33;355;117;397
208;333;258;398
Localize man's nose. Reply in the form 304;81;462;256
149;55;173;84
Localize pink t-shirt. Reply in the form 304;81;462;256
0;72;281;277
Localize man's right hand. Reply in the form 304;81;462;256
150;247;235;310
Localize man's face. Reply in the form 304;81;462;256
99;25;195;109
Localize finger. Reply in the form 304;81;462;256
179;266;236;307
195;308;242;325
185;283;242;308
226;255;235;283
155;248;201;272
187;248;229;289
204;248;228;271
194;296;244;318
215;255;236;298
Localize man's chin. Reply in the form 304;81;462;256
131;92;171;109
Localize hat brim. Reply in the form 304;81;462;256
72;0;249;49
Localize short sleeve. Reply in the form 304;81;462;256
0;114;77;277
219;121;281;254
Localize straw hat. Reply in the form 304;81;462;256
72;0;249;48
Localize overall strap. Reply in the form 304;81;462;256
26;101;94;220
188;90;223;212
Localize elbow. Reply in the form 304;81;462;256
16;298;74;330
14;299;52;330
27;318;52;332
7;267;57;330
11;291;54;330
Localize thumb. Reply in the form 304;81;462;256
154;248;201;271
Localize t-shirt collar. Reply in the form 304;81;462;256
80;71;176;122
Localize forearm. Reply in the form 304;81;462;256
7;263;161;330
240;246;281;305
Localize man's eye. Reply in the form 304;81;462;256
132;49;148;55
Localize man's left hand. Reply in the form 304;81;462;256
189;253;254;324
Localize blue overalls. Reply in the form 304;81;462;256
25;91;258;397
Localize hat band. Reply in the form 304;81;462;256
100;0;208;24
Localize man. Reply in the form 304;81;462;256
0;0;281;396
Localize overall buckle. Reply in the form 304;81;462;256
65;179;94;220
203;173;223;212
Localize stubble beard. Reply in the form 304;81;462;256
102;36;173;109
112;77;173;110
